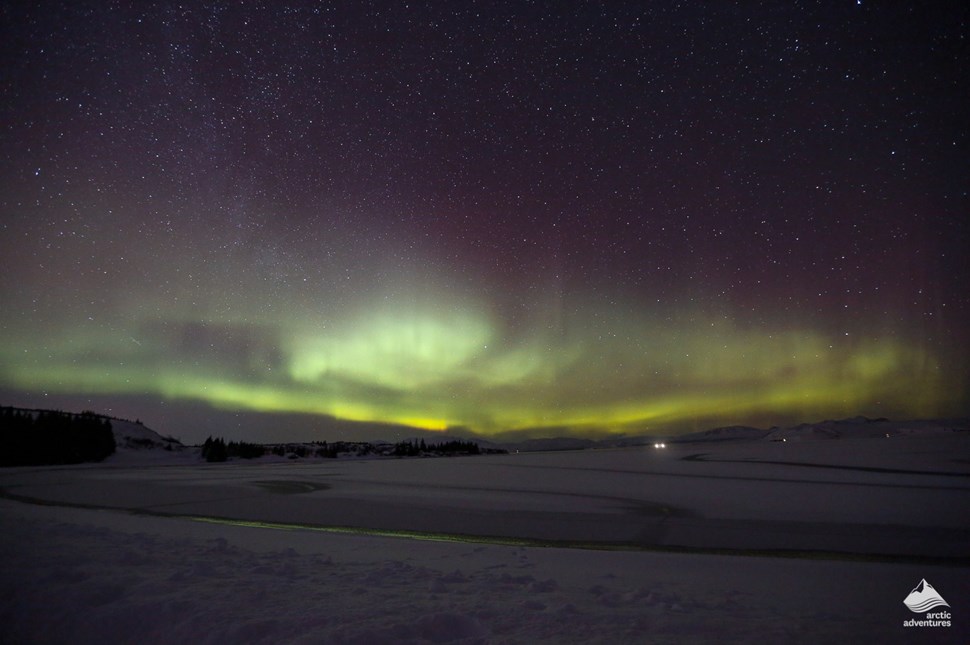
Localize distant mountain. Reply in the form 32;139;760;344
669;425;768;443
453;417;969;451
763;417;969;442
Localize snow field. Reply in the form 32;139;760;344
2;432;969;643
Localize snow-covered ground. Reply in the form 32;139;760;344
2;432;968;643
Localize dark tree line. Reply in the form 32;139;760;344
314;442;340;458
392;439;482;456
201;436;266;462
269;442;344;458
1;407;116;466
198;437;503;463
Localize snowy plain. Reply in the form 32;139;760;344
2;425;969;643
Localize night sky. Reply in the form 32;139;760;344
2;2;967;443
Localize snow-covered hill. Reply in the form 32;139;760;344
109;418;184;452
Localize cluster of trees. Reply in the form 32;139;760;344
270;443;310;458
199;437;503;463
313;442;340;458
202;438;360;461
270;442;369;458
201;436;265;462
392;439;483;456
321;441;377;457
1;407;116;466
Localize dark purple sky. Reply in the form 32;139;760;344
1;2;967;443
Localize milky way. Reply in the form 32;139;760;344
1;3;967;441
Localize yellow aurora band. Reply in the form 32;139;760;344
0;286;958;437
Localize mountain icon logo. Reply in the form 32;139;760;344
903;579;950;613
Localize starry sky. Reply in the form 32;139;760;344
1;2;967;444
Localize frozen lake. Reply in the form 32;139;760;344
5;434;969;556
2;434;969;643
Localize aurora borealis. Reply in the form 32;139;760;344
1;2;967;443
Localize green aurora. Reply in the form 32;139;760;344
0;275;959;437
2;2;967;441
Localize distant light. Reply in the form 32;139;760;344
653;442;666;449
